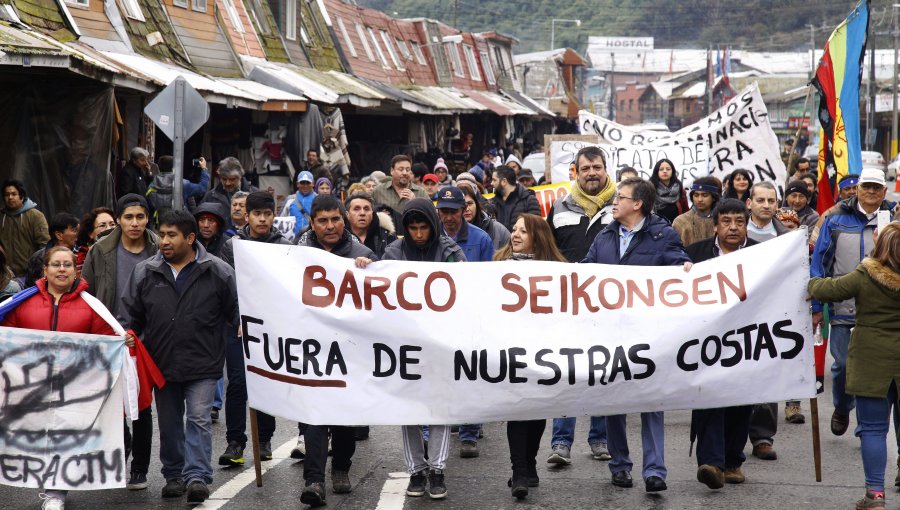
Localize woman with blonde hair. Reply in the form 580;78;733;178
494;213;565;499
808;223;900;510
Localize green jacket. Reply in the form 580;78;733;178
808;258;900;398
0;199;50;275
82;226;159;313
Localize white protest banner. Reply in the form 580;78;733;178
578;82;787;194
233;231;814;426
0;328;126;490
545;134;602;184
273;216;296;242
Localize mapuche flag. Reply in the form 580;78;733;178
810;0;869;214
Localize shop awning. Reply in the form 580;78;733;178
220;79;307;112
245;58;384;107
0;21;154;92
100;50;263;108
401;86;487;114
500;88;557;118
465;90;539;117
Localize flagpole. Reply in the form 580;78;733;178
786;86;814;182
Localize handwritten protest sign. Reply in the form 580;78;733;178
576;82;787;196
0;328;126;490
233;231;814;426
273;216;297;242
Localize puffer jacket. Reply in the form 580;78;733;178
547;193;614;263
584;213;690;267
383;198;467;263
121;241;238;383
361;211;397;259
1;278;116;335
810;196;894;323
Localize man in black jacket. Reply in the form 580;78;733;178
298;195;377;507
345;192;397;259
219;192;292;466
122;210;238;504
489;165;541;231
194;201;231;259
685;198;758;490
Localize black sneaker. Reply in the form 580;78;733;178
161;478;185;498
428;469;447;499
211;408;219;423
218;440;245;466
259;440;273;461
300;482;327;507
185;481;210;504
332;469;352;494
126;471;148;490
460;440;479;458
406;470;427;497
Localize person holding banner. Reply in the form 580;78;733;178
382;198;466;500
684;199;758;489
122;210;238;505
494;213;566;499
220;192;293;466
649;159;688;223
545;145;615;465
2;245;122;510
296;195;377;507
807;222;900;510
583;177;691;492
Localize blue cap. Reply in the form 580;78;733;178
436;186;465;209
838;175;859;189
297;171;314;183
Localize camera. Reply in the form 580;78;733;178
192;158;201;167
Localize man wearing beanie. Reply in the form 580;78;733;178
783;180;819;235
220;191;293;466
672;176;722;246
82;192;159;491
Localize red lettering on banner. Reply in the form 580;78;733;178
302;266;334;307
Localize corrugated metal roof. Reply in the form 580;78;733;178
402;86;487;114
220;78;306;102
244;57;384;107
500;88;556;118
100;50;262;108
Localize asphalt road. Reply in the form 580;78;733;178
1;366;893;510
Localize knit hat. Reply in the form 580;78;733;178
469;166;485;183
784;180;810;199
116;193;148;215
245;191;275;212
315;177;333;193
434;158;448;172
456;172;477;186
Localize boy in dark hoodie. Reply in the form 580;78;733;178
381;198;465;500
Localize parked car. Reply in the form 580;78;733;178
521;152;546;183
861;150;887;179
887;154;899;181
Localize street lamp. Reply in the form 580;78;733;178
550;19;581;50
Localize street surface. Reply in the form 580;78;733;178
1;359;894;510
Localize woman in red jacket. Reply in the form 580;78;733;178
2;245;125;510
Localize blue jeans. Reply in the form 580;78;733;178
856;383;899;492
459;424;481;442
155;378;218;485
551;416;607;447
831;324;856;415
606;412;666;480
213;377;224;410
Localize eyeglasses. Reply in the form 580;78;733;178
47;262;75;269
613;194;634;201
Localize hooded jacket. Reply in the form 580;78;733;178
808;258;900;398
194;201;232;259
489;183;542;231
357;211;397;259
81;225;159;314
0;199;50;275
221;224;293;269
122;241;238;383
810;196;895;323
297;229;377;260
1;278;116;335
584;213;690;267
383;198;467;263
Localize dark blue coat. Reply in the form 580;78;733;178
583;213;690;267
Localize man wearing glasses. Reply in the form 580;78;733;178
582;177;691;493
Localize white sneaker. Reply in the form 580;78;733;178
40;494;65;510
290;436;306;460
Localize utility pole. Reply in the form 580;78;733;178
868;46;876;150
608;52;615;120
806;24;816;77
892;4;898;159
706;44;713;115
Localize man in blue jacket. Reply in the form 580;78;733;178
583;177;690;493
437;186;493;263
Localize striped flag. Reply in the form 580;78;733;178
810;0;869;214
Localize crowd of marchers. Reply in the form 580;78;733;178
0;144;898;510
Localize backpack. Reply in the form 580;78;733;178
146;173;175;227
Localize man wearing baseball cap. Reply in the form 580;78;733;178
811;167;894;441
423;173;440;200
280;171;316;236
517;169;536;189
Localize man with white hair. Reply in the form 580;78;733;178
202;157;258;208
118;147;152;199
